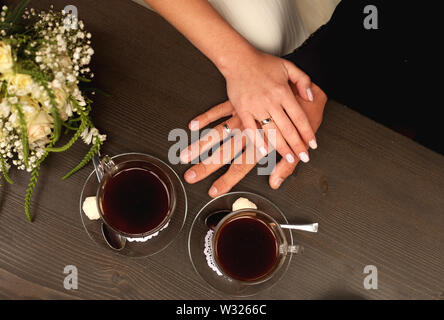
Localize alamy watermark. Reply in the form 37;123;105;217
363;265;378;290
63;5;78;30
63;265;78;290
168;123;277;175
363;5;378;30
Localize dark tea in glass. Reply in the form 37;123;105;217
214;215;279;282
98;161;173;236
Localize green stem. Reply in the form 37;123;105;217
42;83;62;143
47;118;87;153
62;136;102;180
24;141;54;222
15;103;29;168
1;156;13;185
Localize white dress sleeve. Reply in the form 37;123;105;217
132;0;340;56
209;0;340;56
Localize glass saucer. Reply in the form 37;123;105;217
188;191;293;297
79;153;187;257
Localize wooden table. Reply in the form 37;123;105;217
1;0;443;300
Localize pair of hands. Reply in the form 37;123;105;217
147;0;323;195
180;81;327;197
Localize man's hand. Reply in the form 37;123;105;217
180;83;327;197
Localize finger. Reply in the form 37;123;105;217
261;120;297;165
282;59;313;102
268;106;311;163
269;156;299;189
180;116;242;163
238;111;268;158
188;101;234;131
281;89;317;150
184;127;247;184
208;151;257;198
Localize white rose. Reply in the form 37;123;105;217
5;73;34;95
52;86;68;121
20;96;40;123
0;41;13;75
27;110;53;143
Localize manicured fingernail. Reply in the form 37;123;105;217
259;146;267;156
298;152;310;163
309;139;318;150
209;186;218;197
190;120;199;131
274;177;284;188
307;88;314;102
285;154;295;163
180;149;189;163
184;169;196;182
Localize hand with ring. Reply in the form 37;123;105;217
222;52;318;164
180;83;327;197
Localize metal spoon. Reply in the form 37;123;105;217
92;155;126;251
205;209;318;233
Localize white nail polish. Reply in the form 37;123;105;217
285;154;295;163
190;120;199;131
209;186;218;197
275;178;284;188
185;170;196;181
309;139;318;150
299;152;310;163
259;146;267;156
180;149;189;163
307;88;314;102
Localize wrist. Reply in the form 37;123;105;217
214;43;261;78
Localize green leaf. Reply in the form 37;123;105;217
41;82;62;143
50;105;62;142
1;156;13;185
5;0;30;25
47;118;87;153
15;103;29;168
62;136;102;180
24;140;54;222
78;76;92;83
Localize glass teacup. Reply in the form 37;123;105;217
212;209;302;285
95;154;176;241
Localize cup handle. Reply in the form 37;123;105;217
97;155;117;177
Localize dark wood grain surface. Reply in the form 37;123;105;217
0;0;443;300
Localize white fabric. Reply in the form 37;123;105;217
132;0;340;55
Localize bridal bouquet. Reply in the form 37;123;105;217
0;1;106;221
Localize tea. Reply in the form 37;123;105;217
215;215;278;282
101;165;170;235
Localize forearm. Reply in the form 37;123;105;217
144;0;258;76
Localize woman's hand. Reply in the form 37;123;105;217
181;83;327;197
221;51;317;165
145;0;317;163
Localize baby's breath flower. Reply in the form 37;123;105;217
1;3;105;220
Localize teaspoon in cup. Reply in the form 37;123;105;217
92;155;127;251
205;209;318;233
